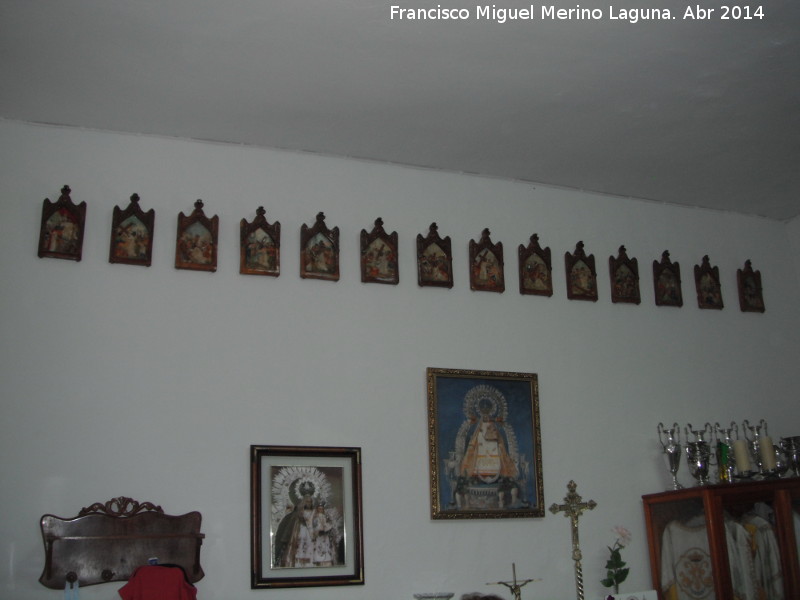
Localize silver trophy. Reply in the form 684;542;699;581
684;423;712;486
713;422;737;483
658;422;683;490
780;436;800;477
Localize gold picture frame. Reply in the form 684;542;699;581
427;367;544;520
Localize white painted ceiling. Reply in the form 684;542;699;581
2;0;799;220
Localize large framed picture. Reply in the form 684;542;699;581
250;445;364;589
426;368;543;520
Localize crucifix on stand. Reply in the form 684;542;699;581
487;562;541;600
549;480;597;600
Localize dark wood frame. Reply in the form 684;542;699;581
240;206;280;276
300;212;340;281
737;260;765;313
469;228;504;293
417;222;453;288
564;241;597;301
39;496;204;589
694;255;723;309
360;217;398;285
109;194;154;266
518;234;553;296
175;199;218;272
426;367;544;520
609;245;640;304
250;445;364;589
38;185;86;261
653;250;683;307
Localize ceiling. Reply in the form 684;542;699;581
2;0;799;221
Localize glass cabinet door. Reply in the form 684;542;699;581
721;496;783;600
649;496;715;600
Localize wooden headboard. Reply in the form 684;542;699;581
39;496;205;589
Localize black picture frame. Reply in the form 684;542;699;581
250;445;364;589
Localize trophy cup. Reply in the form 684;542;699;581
658;422;683;490
780;436;800;477
684;423;712;486
713;422;737;483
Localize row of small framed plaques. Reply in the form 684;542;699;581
37;186;765;312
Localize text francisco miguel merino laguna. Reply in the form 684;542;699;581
390;4;739;23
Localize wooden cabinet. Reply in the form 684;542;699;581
642;478;800;600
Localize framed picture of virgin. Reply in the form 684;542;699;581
38;185;86;261
250;445;364;589
109;193;154;266
426;368;543;520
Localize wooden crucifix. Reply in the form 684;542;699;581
549;480;597;600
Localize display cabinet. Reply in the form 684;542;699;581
642;478;800;600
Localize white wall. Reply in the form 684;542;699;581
1;119;798;600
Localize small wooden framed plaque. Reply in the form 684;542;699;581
109;194;154;266
518;234;552;296
469;228;504;293
241;206;280;276
300;212;339;281
38;185;86;262
175;199;218;272
360;218;398;285
417;222;453;288
565;241;597;301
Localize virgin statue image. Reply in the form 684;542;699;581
447;385;529;510
270;466;344;569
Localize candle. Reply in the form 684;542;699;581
759;436;777;471
733;439;751;473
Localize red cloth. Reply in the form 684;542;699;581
118;566;197;600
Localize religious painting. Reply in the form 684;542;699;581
426;368;544;520
737;260;765;313
609;245;640;304
417;222;453;288
240;206;280;276
360;217;398;285
694;255;723;309
518;234;553;296
469;228;504;293
300;212;339;281
250;445;364;589
652;250;683;307
38;185;86;261
565;241;597;301
109;194;154;266
175;199;218;272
